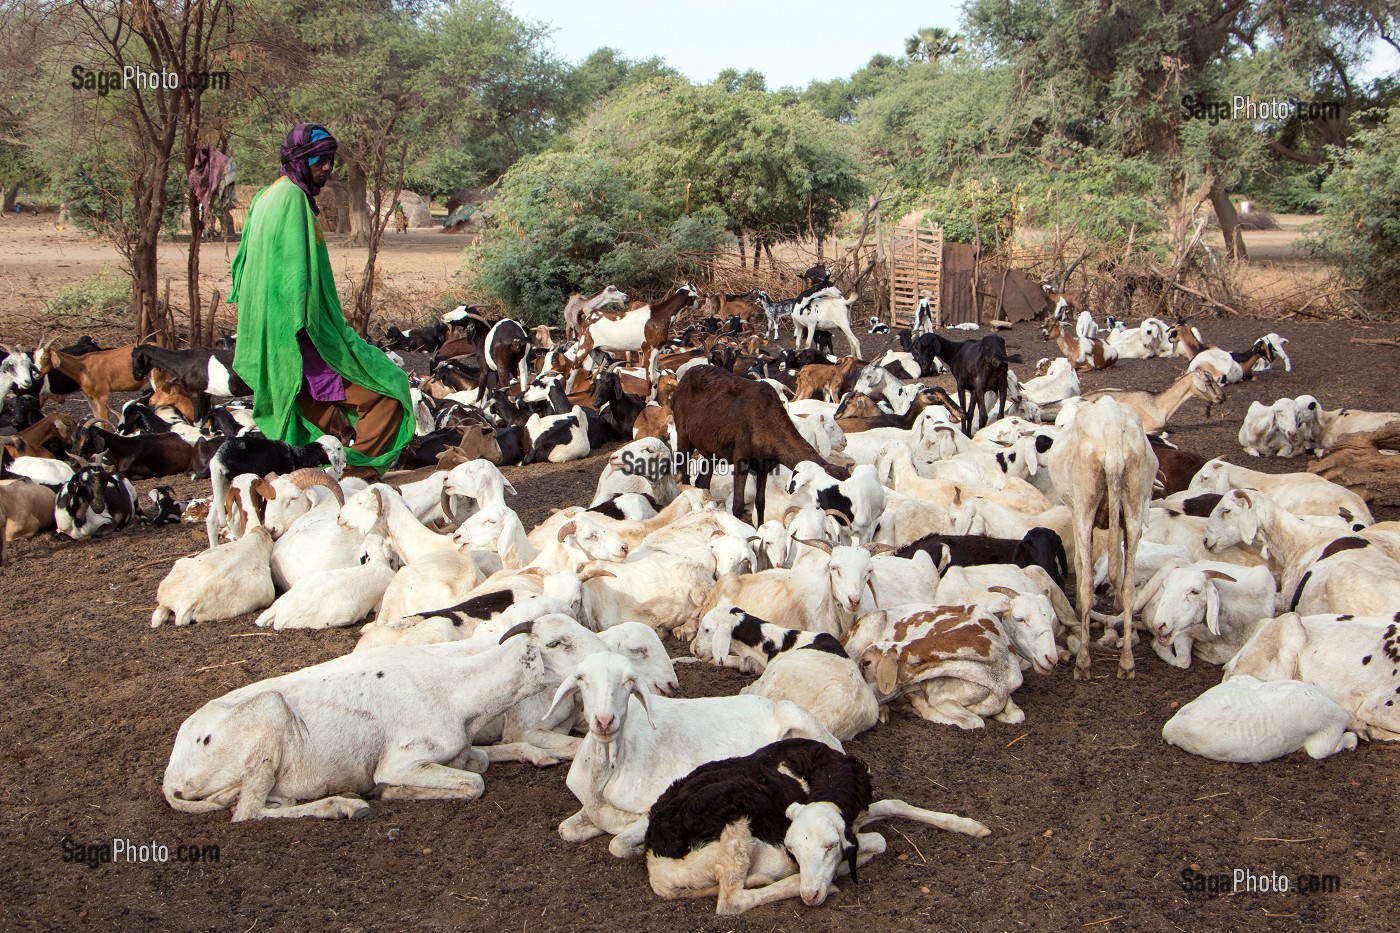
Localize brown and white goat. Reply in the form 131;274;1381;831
571;285;698;388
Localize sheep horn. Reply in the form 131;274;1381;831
556;519;578;543
285;468;345;505
577;567;617;582
1201;570;1238;583
795;538;833;554
498;620;536;644
988;586;1019;599
780;505;803;523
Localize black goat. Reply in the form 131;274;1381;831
644;738;873;913
896;526;1069;589
591;370;646;442
146;486;184;525
382;323;448;353
911;333;1019;435
0;395;43;434
206;435;345;546
72;422;194;481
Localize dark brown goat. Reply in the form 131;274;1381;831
671;365;848;523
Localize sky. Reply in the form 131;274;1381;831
505;0;961;89
506;0;1399;89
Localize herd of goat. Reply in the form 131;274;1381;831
4;267;1400;914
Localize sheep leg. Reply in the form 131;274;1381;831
713;822;760;915
906;691;986;730
484;739;576;767
609;816;649;858
856;798;990;838
559;808;606;842
837;322;861;359
721;873;803;916
369;762;486;801
1071;505;1097;681
1118;504;1141;680
242;795;376;821
992;696;1025;724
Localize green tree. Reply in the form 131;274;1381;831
1310;107;1400;311
575;78;865;263
472;149;727;322
904;26;961;63
802;53;907;123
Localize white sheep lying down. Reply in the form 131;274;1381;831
550;652;842;858
1163;675;1357;763
691;605;880;741
163;630;574;821
1224;612;1400;740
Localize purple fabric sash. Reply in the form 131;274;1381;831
298;330;346;402
279;123;338;215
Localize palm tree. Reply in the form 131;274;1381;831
905;26;961;62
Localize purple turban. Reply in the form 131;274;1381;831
279;123;338;214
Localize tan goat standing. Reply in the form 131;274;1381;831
1048;398;1158;679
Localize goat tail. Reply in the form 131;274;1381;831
1004;353;1024;364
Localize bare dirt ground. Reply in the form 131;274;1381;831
2;222;1398;932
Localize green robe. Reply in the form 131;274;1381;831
229;176;413;472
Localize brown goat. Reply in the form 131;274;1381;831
3;412;77;458
35;343;143;422
671;364;848;523
0;478;58;565
793;357;868;402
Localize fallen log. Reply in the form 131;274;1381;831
1308;423;1400;506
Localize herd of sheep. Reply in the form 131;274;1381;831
2;275;1399;914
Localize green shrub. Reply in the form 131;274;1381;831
471;150;728;324
1309;108;1400;312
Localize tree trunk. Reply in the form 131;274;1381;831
1209;178;1248;262
187;199;204;347
1309;423;1400;506
1;185;17;214
346;161;372;247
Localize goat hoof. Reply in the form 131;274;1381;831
350;805;377;820
366;782;389;800
1073;666;1091;682
1117;666;1135;681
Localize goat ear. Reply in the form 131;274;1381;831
502;476;518;496
1237;496;1259;545
1204;582;1223;636
874;654;899;696
541;673;580;725
711;615;736;662
631;678;656;730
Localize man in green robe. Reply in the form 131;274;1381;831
229;123;413;476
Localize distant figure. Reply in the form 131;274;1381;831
228;123;413;478
393;201;407;234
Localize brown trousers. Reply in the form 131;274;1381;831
297;383;404;459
